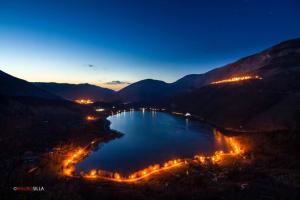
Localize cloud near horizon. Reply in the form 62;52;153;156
105;80;131;85
97;80;131;91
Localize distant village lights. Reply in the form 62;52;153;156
172;111;192;118
185;113;191;117
75;99;94;104
95;108;105;112
86;115;97;121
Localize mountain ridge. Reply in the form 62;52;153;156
34;82;118;102
171;38;300;132
118;79;170;103
2;38;300;107
0;70;60;99
118;38;300;103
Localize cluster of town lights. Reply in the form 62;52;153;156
211;75;262;84
62;136;244;183
75;99;94;104
111;108;167;116
86;115;97;121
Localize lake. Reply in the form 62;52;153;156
76;111;230;175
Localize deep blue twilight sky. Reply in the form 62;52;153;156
0;0;300;90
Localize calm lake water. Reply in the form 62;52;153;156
76;111;230;175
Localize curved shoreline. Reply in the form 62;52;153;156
62;136;244;183
61;111;245;183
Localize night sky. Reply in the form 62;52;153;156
1;0;300;90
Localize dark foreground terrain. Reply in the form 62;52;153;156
0;96;112;199
3;131;300;200
0;96;299;200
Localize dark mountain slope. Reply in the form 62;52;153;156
0;70;59;99
172;64;300;132
171;38;300;132
172;38;300;90
118;79;171;103
34;82;118;102
119;38;300;103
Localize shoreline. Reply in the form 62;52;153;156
63;110;245;183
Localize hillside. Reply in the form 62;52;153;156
119;38;300;104
34;82;118;102
171;39;300;132
118;79;171;103
172;38;300;91
0;70;59;99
